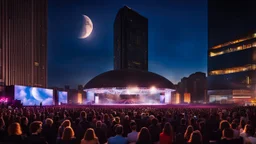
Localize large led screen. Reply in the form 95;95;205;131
14;85;53;106
58;91;68;104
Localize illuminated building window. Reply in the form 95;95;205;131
209;41;256;57
211;33;256;50
209;64;256;75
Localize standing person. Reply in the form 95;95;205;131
188;130;203;144
27;121;47;144
159;122;173;144
77;111;93;141
81;128;99;144
108;125;128;144
94;121;107;144
127;121;138;144
57;126;76;144
6;122;26;143
149;118;161;144
137;127;152;144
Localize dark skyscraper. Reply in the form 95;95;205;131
0;0;47;87
114;6;148;71
208;0;256;103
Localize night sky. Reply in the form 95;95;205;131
48;0;207;88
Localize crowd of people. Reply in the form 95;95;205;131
0;105;256;144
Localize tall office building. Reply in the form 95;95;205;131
208;0;256;104
114;6;148;71
0;0;47;87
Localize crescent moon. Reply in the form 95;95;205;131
80;15;93;39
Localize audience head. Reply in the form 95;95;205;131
62;126;75;140
184;125;194;139
163;122;172;136
8;122;22;136
45;118;53;127
188;130;202;144
83;128;97;141
115;124;123;135
151;118;158;125
30;121;42;134
96;121;102;128
231;122;237;129
61;119;71;128
80;111;87;119
138;127;151;142
244;124;255;136
20;116;28;126
222;128;234;139
219;120;230;131
130;121;137;131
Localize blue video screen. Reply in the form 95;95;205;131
14;85;53;106
58;91;68;104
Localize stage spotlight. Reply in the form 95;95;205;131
150;86;157;94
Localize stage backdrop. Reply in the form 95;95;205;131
58;91;68;105
14;85;53;106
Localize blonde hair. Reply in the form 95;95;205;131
61;126;75;140
8;122;22;135
83;128;98;141
184;125;194;140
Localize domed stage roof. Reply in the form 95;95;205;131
84;69;175;89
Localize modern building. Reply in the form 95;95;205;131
0;0;48;87
208;0;256;104
114;6;148;71
208;33;256;104
177;72;207;103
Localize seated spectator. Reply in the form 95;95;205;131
6;122;26;143
27;121;47;144
81;128;99;144
127;121;138;144
108;124;128;144
188;130;203;144
137;127;152;144
57;126;76;144
184;125;194;143
159;122;173;144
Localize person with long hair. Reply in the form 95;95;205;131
184;125;194;142
57;126;76;144
7;122;26;143
188;130;203;144
159;122;173;144
137;127;152;144
58;120;71;138
81;128;99;144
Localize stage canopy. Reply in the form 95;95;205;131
84;69;175;89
